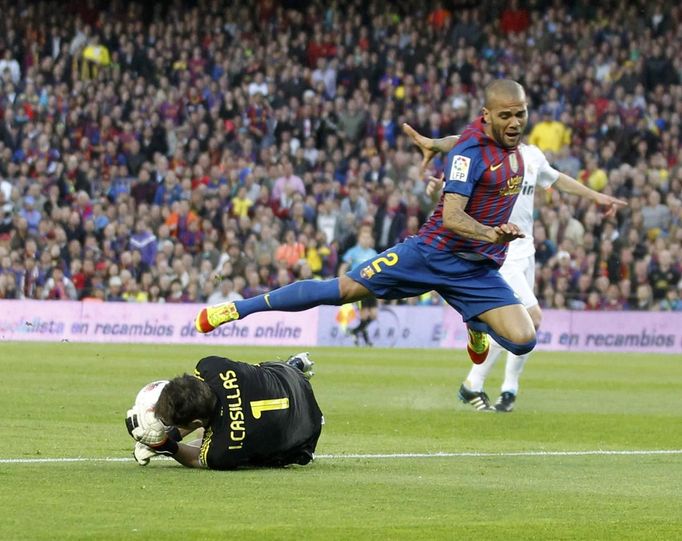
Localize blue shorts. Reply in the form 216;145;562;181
347;236;520;322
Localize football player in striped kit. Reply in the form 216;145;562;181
403;123;626;412
195;80;540;362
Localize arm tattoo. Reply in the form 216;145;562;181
442;194;494;242
433;135;460;154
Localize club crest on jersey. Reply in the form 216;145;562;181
499;175;523;196
509;153;519;173
360;265;376;280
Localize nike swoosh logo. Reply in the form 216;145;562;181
490;163;503;171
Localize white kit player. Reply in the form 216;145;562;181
402;123;626;412
459;143;557;412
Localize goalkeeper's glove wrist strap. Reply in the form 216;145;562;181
152;438;179;456
167;426;182;442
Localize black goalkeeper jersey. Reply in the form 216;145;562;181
195;356;323;470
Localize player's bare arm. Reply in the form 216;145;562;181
169;442;205;468
402;123;460;173
553;173;627;218
442;189;524;244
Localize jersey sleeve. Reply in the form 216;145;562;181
442;142;486;197
536;150;560;189
199;427;216;468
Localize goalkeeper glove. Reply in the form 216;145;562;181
133;442;157;466
286;352;315;379
125;407;179;455
130;428;182;465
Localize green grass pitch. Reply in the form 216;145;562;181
1;342;681;540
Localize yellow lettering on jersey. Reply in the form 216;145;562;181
499;175;523;196
250;398;290;419
219;369;247;449
230;420;245;433
229;409;244;421
220;369;239;389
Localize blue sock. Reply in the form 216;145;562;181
467;320;537;356
234;279;343;318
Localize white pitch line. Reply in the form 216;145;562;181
1;449;682;464
317;450;682;459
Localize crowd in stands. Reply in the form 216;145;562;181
0;0;680;312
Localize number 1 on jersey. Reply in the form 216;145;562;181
250;398;290;419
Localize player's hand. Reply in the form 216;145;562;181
125;407;168;447
402;123;438;174
426;173;444;197
491;223;525;244
133;441;158;466
594;193;628;218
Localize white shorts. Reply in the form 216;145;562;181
499;254;538;309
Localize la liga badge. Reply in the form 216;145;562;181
449;155;471;182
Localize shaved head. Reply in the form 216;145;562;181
481;79;528;148
483;79;526;108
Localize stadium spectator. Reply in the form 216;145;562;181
42;267;77;301
275;230;306;269
499;0;530;35
528;107;571;153
649;250;680;301
641;190;672;236
548;205;586;249
207;278;244;305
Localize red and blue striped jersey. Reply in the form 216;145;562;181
419;117;525;266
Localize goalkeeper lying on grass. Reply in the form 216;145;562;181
125;352;322;470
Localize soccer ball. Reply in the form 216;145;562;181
130;380;169;466
134;380;169;413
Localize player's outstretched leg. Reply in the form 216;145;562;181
196;300;241;333
466;326;490;364
196;277;361;333
466;307;536;364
